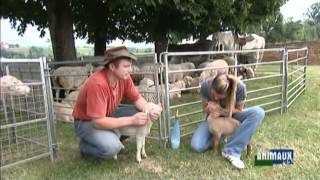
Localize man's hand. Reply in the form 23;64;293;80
144;103;162;121
131;112;148;126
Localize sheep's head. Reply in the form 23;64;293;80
139;77;154;87
0;75;31;96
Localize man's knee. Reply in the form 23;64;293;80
99;140;122;158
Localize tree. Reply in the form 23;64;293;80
1;0;76;62
306;2;320;25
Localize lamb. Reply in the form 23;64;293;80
114;78;158;163
206;75;252;156
51;64;93;100
53;102;73;122
0;75;31;96
53;90;80;123
168;62;196;83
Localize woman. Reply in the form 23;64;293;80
191;74;265;169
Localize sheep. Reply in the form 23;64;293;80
183;76;200;93
168;63;196;83
199;59;229;83
62;90;80;107
131;64;143;85
115;78;184;162
0;75;31;96
51;64;93;100
53;90;80;123
114;77;157;163
53;102;73;122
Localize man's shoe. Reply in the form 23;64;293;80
222;152;245;169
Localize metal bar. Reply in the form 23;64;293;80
242;73;282;82
265;107;281;113
247;85;282;94
287;88;306;108
287;79;305;95
0;153;50;171
245;92;281;103
287;66;305;76
303;49;308;95
153;53;164;147
170;110;203;120
170;100;202;109
166;60;284;75
16;135;48;147
0;58;42;63
166;48;284;56
287;73;305;87
41;58;55;161
181;131;194;137
0;116;47;130
288;84;305;101
180;119;204;128
255;99;281;107
287;56;307;64
281;49;286;114
164;54;171;148
287;47;308;52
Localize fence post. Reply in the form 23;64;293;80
283;49;288;113
303;48;308;92
43;58;58;160
154;53;165;148
164;53;171;148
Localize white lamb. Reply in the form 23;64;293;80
0;75;31;96
114;77;158;163
53;90;80;123
53;102;73;122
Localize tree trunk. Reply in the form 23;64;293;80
46;0;76;62
94;27;106;56
154;34;168;63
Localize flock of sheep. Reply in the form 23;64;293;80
51;56;256;124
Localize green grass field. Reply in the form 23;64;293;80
2;66;320;180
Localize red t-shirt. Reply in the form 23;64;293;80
72;70;140;120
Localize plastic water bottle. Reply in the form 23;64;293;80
170;110;180;150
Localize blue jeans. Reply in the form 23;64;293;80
74;106;138;159
191;106;265;158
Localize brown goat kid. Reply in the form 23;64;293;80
206;75;252;156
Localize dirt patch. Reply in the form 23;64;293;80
265;40;320;65
139;159;163;173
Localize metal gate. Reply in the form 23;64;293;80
159;47;308;146
0;58;56;170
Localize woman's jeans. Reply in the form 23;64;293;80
191;106;265;158
74;106;138;159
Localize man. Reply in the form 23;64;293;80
191;74;265;169
73;46;162;160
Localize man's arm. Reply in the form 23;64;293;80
92;112;148;130
134;96;162;120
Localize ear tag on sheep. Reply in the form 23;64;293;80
170;110;180;150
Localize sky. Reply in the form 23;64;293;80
0;0;318;48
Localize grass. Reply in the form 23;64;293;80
2;65;320;180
